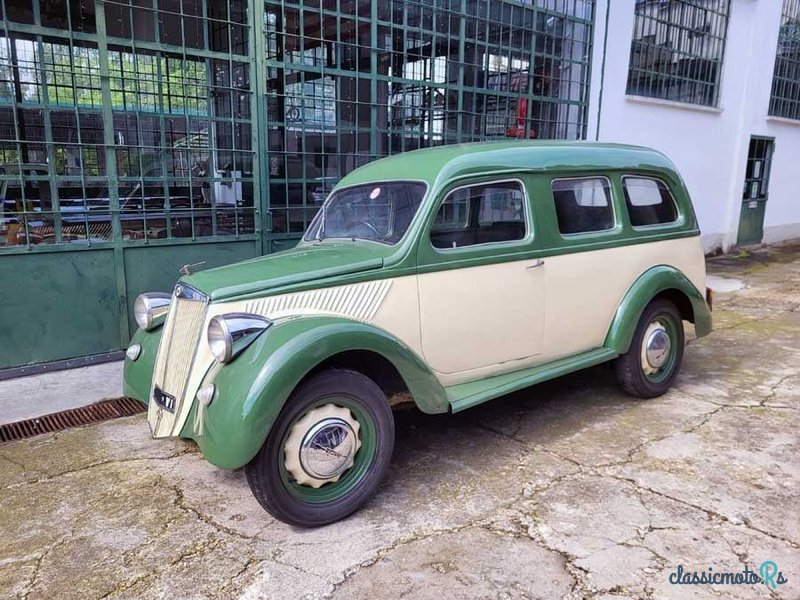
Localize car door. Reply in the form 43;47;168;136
416;177;545;378
535;174;629;362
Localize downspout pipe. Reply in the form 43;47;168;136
595;0;611;141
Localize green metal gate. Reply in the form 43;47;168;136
0;0;596;370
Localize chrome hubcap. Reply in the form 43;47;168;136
641;322;671;375
284;404;361;488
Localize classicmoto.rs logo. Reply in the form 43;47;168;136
668;561;788;590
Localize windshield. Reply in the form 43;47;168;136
304;181;427;245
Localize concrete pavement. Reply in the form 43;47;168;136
0;361;123;425
0;242;798;599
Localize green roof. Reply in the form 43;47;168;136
337;141;677;189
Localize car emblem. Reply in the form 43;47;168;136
175;284;184;298
179;261;206;276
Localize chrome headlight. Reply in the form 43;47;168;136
207;313;272;363
134;293;172;331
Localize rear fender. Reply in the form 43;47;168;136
604;265;712;354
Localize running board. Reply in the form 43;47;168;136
446;348;619;413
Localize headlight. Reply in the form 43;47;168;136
134;293;172;331
207;313;272;363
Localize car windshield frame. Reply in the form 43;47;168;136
303;180;428;246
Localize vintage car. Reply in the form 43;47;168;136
124;141;712;527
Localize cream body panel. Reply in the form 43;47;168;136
417;258;545;374
150;276;420;437
428;235;704;387
540;235;705;363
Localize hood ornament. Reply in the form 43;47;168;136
179;261;206;276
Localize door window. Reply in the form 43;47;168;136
431;180;527;249
622;177;678;227
551;176;615;235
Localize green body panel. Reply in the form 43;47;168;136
604;265;712;355
123;327;163;403
447;348;619;413
179;316;448;470
174;142;700;304
184;242;393;301
337;141;679;192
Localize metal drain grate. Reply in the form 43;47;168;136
0;397;146;444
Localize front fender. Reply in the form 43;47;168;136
604;265;712;354
122;327;162;405
183;316;447;469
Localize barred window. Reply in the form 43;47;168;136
626;0;731;107
769;0;800;120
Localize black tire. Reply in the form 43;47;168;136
615;299;685;399
245;368;394;527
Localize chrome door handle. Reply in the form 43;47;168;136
526;259;545;269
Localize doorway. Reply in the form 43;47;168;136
737;137;774;246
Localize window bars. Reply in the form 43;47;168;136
626;0;731;107
769;0;800;120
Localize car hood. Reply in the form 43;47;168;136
183;242;393;301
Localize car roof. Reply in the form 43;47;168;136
336;141;679;189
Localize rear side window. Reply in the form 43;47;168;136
431;180;527;249
622;177;679;227
551;177;614;235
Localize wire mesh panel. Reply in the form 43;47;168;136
626;0;731;107
769;0;800;121
0;0;596;248
263;0;596;236
0;0;257;248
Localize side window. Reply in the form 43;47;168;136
551;177;614;235
431;180;527;249
622;176;679;226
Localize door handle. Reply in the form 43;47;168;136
526;259;545;269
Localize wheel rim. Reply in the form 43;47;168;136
279;397;377;504
640;315;679;383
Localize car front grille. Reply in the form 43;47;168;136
152;285;208;407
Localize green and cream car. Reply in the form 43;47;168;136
124;141;712;526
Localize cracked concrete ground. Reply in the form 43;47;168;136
1;242;799;600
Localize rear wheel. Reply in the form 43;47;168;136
245;369;394;527
615;299;684;399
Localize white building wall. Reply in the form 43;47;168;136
587;0;800;253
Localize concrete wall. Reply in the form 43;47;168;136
587;0;800;253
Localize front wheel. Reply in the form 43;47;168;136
245;369;394;527
615;299;685;399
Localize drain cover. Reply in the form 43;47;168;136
0;397;146;444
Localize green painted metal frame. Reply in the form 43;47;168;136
0;0;263;367
0;0;599;368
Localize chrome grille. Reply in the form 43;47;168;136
153;286;208;402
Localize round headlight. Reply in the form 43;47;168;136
134;293;172;331
207;313;271;363
134;295;150;330
207;316;232;362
